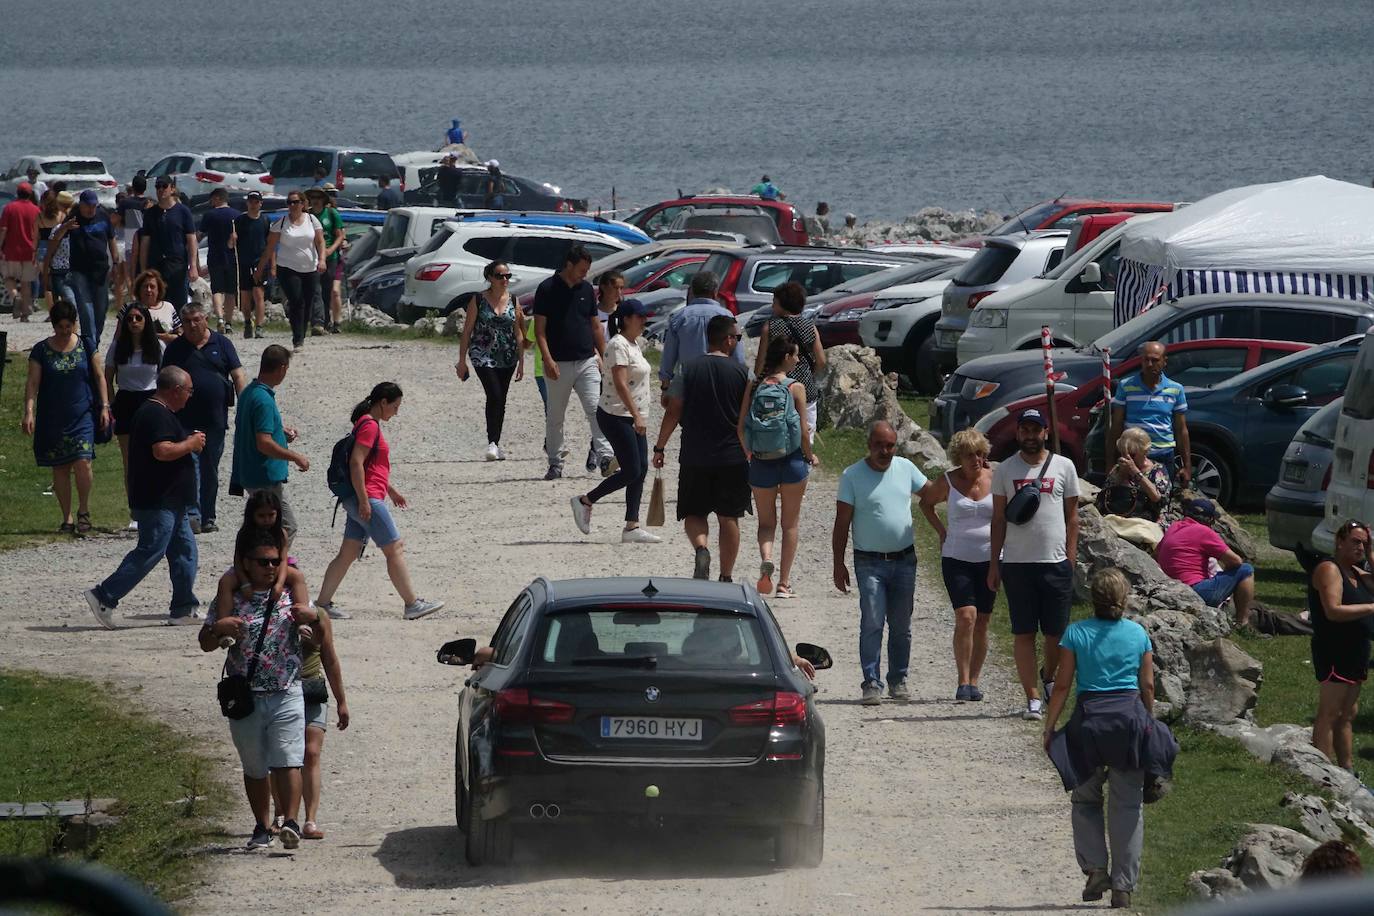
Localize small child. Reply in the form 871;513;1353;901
215;491;312;646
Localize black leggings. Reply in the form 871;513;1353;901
278;267;318;346
587;408;648;522
473;364;516;444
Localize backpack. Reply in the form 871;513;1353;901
744;380;801;460
327;417;379;499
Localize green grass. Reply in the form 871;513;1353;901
0;670;229;901
0;352;132;551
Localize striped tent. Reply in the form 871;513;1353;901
1114;176;1374;325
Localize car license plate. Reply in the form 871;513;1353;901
600;716;701;740
937;330;959;348
1282;462;1307;484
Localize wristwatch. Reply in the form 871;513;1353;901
653;446;665;454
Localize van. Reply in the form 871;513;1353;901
1313;328;1374;555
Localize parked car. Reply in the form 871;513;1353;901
145;152;272;198
435;576;831;867
954;197;1174;247
344;225;382;278
391;150;446;190
932;230;1070;370
1267;398;1343;568
627;196;809;246
258;147;400;206
697;246;913;317
398;222;627;322
185;191;289;218
510;239;744;310
452;212;650;246
865;241;976;260
353;263;407;318
403;165;586;212
976;339;1310;471
0;155;118;207
1063;212;1139;257
664;208;781;245
931;293;1374;445
1313;328;1374;556
1083;336;1360;506
619;254;709;294
812;259;964;349
858;262;982;394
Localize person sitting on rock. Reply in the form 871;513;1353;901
1154;498;1255;627
1096;428;1170;522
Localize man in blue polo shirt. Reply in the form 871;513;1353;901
832;421;932;706
231;345;310;539
1107;341;1191;485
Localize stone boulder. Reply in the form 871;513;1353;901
1223;824;1318;891
263;302;287;324
1280;792;1344;843
1187;867;1249;901
1074;504;1209;618
442;308;464;337
411;315;442;337
346;303;397;329
1212;722;1374;827
1184;638;1262;725
189;276;212;309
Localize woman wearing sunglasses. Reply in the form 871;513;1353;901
254;194;325;352
455;260;525;461
105;302;165;528
1309;520;1374;771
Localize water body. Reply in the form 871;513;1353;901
3;0;1370;220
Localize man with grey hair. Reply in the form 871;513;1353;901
162;301;246;533
658;270;745;404
86;366;207;628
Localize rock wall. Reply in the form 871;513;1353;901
817;345;951;474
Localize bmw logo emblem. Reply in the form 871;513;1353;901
645;686;660;702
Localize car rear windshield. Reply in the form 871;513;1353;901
44;159;105;175
700;252;738;285
378;213;410;250
532;608;767;670
342;153;397;179
951;244;1019;286
1302;398;1344;443
206;156;266;174
682;214;780;244
990;201;1062;236
1343;339;1374;420
418;226;452;255
270;151;330;178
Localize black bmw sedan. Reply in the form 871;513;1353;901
436;577;830;868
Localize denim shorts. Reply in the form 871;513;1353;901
341;496;401;547
748;449;809;488
228;683;305;778
1192;563;1253;607
306;699;328;731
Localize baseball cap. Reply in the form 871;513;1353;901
78;189;99;205
16;181;31;194
485;159;500;169
208;186;228;199
1183;498;1218;523
1017;408;1047;428
154;176;172;189
245;190;263;200
615;298;650;320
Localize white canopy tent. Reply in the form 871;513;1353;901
1114;176;1374;325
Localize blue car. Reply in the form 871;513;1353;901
449;212;650;246
1087;335;1360;506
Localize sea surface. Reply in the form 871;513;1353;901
3;0;1371;220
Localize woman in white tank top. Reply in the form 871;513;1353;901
920;429;996;702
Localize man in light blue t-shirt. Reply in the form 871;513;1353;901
833;421;931;706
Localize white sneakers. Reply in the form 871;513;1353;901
570;496;592;535
84;589;115;630
484;442;500;462
621;527;662;544
403;598;445;621
1023;698;1045;720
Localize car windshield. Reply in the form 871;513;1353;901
1089;303;1181;355
951;244;1019;286
533;608;768;670
340;153;396;178
989;200;1063;236
378;212;411;250
681;214;780;244
43;159;105;175
206;156;266;174
621;256;683;287
829;259;953;295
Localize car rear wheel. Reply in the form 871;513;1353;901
912;334;944;396
1190;443;1234;506
464;762;513;867
774;780;824;868
454;732;470;832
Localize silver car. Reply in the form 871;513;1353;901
1266;397;1343;568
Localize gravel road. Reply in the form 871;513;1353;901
1;321;1089;915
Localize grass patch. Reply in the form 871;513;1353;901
0;670;229;901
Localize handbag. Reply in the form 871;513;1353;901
216;590;278;720
302;676;329;705
646;471;666;527
1005;453;1055;525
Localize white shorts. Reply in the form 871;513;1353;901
228;683;305;778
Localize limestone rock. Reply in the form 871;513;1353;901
442;308;464;337
1184;638;1261;725
1187;867;1249;901
1075;504;1208;618
1272;741;1365;800
57;811;122;852
1210;721;1310;764
189;276;212;309
411;315;442;337
346;303;396;329
818;345;951;473
1223;824;1318;891
1280;792;1343;842
263;302;287;324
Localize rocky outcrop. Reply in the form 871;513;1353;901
1074;505;1210;620
1188;824;1318;898
818;345;951;474
829;207;1007;246
1280;792;1374;846
346;303;397;329
1185;638;1262;724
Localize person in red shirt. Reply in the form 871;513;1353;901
1155;498;1256;626
0;182;42;320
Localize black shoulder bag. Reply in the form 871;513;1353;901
217;591;278;720
1005;453;1056;526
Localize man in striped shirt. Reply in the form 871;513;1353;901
1106;341;1192;485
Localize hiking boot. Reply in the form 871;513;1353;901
1023;698;1044;720
1110;890;1131;909
756;561;775;595
621;527;661;544
310;324;325;337
693;546;711;580
246;824;274;849
570;495;592;535
403;598;445;621
279;819;301;849
888;679;911;703
85;588;116;630
243;321;253;340
255;326;265;339
544;465;563;481
199;520;219;534
861;684;883;706
1082;869;1111;902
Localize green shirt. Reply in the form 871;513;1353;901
232;379;287;488
318;206;344;264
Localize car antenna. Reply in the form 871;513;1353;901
1003;192;1032;235
642;580;659;598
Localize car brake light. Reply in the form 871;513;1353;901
99;179;118;187
415;264;449;281
494;688;574;725
729;691;807;726
717;260;744;314
194;171;224;184
261;175;274;185
556;200;573;212
966;290;994;309
335;166;345;191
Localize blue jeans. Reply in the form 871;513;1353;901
95;506;199;615
65;269;110;352
1192;563;1254;607
190;426;227;524
854;552;916;688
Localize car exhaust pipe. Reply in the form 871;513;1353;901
529;804;546;819
545;803;561;819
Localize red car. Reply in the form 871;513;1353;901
628;196;809;246
814;291;877;347
620;254;708;294
979;339;1311;471
955;198;1175;248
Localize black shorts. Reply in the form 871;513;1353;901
112;389;154;435
1002;560;1073;637
677;463;752;520
209;263;237;295
941;557;995;615
1312;637;1370;685
238;262;264;291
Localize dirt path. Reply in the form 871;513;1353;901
2;322;1085;915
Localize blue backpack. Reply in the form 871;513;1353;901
327;417;379;500
744;380;801;459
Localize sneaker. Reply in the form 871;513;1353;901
84;588;116;630
166;611;205;626
1082;869;1111;902
189;516;202;534
1110;890;1131;909
621;526;661;544
888;680;911;703
329;322;341;334
599;455;619;478
1023;698;1044;721
246;824;274;849
255;327;266;339
495;445;508;461
279;819;301;849
967;684;984;702
1042;673;1055;703
315;601;352;620
861;684;883;706
693;546;711;580
199;520;219;534
955;684;972;701
756;561;775;595
585;446;597;473
570;496;592;535
544;465;563;481
403;598;445;621
484;442;500;462
310;324;325;337
126;519;139;530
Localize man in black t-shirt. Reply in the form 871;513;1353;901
138;177;199;308
85;367;207;629
47;189;119;350
436;155;460;205
234;192;272;338
653;315;752;582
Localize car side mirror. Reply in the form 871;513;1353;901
794;643;833;671
1079;262;1102;286
436;638;477;666
1262;384;1308;409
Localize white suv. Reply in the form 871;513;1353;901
0;155;119;207
145;152;273;197
857;262;965;393
397;223;627;322
1315;328;1374;555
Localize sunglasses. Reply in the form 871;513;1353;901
493;272;512;281
288;199;304;205
251;556;282;567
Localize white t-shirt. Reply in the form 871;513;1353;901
271;213;322;274
599;334;652;419
992;451;1080;563
106;338;165;392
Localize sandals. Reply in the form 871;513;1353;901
76;512;92;535
302;821;325;839
58;521;76;536
774;584;796;599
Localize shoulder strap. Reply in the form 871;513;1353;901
1036;452;1055;483
353;415;382;462
241;589;280;684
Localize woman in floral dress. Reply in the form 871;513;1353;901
454;259;524;461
